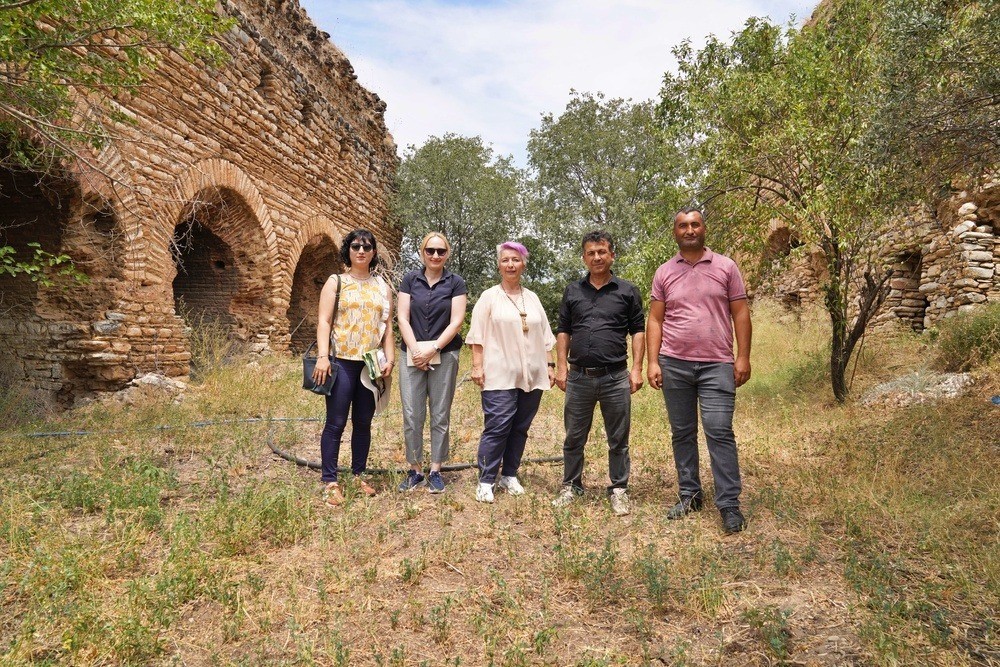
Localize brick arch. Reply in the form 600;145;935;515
283;215;343;295
281;216;343;352
154;161;282;360
170;186;277;342
147;159;279;287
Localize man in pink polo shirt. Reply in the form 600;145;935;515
646;207;752;534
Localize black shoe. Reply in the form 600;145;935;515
720;507;746;534
666;495;703;520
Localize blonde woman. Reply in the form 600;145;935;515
396;232;468;493
312;229;395;506
466;241;555;503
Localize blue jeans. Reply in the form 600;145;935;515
320;359;376;482
658;355;742;509
477;388;543;484
562;367;631;493
399;350;460;465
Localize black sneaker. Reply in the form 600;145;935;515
720;507;746;534
397;470;424;492
666;495;703;520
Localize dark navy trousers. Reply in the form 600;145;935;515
476;388;543;484
320;359;375;482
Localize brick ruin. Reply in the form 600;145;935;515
763;177;1000;331
0;0;399;406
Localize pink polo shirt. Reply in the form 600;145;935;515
650;249;747;363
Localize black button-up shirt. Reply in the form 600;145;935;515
398;268;468;352
556;274;645;367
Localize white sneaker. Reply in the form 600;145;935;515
552;486;578;507
497;475;525;496
610;488;631;516
475;482;495;503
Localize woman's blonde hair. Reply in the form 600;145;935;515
419;232;451;259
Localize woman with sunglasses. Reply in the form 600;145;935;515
396;232;468;494
466;241;555;503
312;229;395;506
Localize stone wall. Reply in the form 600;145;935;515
0;0;398;406
763;176;999;331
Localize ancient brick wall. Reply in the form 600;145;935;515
763;176;999;331
0;0;398;406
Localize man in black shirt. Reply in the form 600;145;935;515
553;230;645;516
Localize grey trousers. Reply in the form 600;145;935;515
399;349;460;466
658;355;742;509
561;367;631;493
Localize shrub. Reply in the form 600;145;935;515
175;298;240;379
933;302;1000;371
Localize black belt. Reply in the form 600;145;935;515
569;361;627;377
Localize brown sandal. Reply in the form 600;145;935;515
357;478;377;497
323;482;344;506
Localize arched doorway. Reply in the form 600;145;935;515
0;166;125;405
170;186;275;371
286;234;342;353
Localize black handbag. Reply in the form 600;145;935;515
302;276;341;395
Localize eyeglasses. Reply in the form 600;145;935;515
424;247;448;257
350;243;373;252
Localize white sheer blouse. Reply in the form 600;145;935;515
466;284;555;392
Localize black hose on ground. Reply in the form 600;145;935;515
3;416;563;474
264;423;561;473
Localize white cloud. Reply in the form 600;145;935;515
302;0;816;165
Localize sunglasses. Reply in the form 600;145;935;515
424;247;448;257
350;243;373;252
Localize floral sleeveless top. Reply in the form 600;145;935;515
333;274;389;360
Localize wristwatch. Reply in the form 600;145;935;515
432;344;441;353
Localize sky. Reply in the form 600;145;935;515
299;0;817;166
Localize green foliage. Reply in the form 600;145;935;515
46;454;176;528
393;134;528;302
874;0;1000;188
658;3;900;401
0;0;230;172
176;297;239;379
205;482;314;556
634;544;673;612
527;91;681;291
932;302;1000;371
0;242;87;287
742;605;792;660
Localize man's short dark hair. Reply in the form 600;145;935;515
581;229;614;252
340;228;380;269
675;206;704;219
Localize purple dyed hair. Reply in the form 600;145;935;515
496;241;529;261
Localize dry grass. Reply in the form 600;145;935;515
1;299;997;666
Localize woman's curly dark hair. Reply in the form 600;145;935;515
340;228;380;269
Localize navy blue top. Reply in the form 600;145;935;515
556;274;645;367
399;268;468;352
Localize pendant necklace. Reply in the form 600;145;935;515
503;286;528;333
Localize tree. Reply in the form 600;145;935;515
527;91;680;289
393;134;529;302
659;3;900;401
873;0;1000;192
0;0;230;288
0;0;229;172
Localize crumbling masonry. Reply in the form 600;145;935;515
763;178;1000;331
0;0;398;405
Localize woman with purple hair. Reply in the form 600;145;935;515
466;241;556;503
